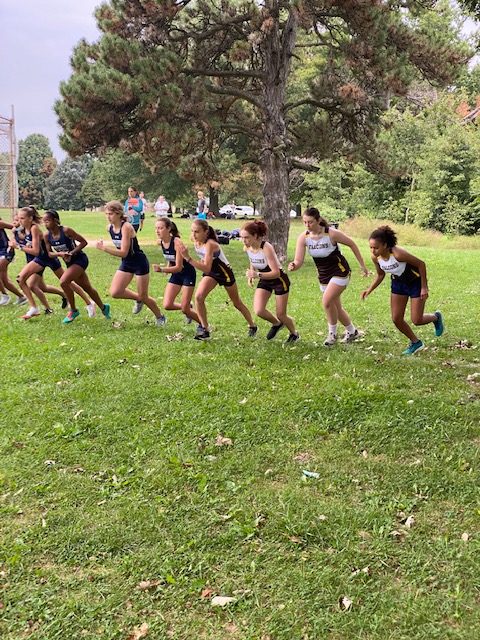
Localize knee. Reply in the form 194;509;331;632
392;313;404;327
195;293;206;305
411;316;422;326
277;311;288;323
180;302;191;314
59;274;70;287
109;287;122;299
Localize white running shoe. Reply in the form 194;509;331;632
0;294;10;305
14;295;28;306
86;302;96;318
341;329;364;343
323;332;337;347
133;301;144;314
21;306;41;320
155;314;167;327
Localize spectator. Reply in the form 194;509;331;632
154;195;170;218
124;186;144;232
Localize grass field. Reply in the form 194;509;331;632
0;212;479;639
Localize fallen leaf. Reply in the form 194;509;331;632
73;410;84;420
390;529;407;542
201;587;214;599
338;596;353;611
127;622;149;640
362;449;368;458
223;622;239;635
111;321;124;329
293;452;312;463
289;536;304;544
215;434;233;447
404;515;415;529
239;397;247;405
211;595;236;607
137;579;162;591
44;460;56;466
461;532;470;542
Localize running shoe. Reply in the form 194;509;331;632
155;314;167;327
61;296;68;309
0;294;10;305
101;303;111;319
248;325;258;338
86;302;96;318
44;308;54;315
341;329;363;343
266;323;284;340
21;307;41;320
14;295;28;306
433;311;444;337
62;310;80;324
401;340;424;356
285;332;300;344
194;328;210;340
132;301;144;314
323;333;337;347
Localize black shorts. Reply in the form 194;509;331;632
119;252;150;276
203;263;236;287
257;271;290;295
0;250;14;263
169;270;196;287
67;252;89;271
34;256;62;272
391;277;421;298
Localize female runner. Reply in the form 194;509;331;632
181;219;256;340
240;220;299;343
361;225;443;355
288;207;368;346
96;200;166;326
152;218;200;325
43;210;111;323
0;217;26;305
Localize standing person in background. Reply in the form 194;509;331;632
181;219;257;340
361;225;443;356
196;191;207;220
288;207;368;346
124;186;144;232
154;195;170;218
0;217;26;305
241;220;299;344
96;200;166;326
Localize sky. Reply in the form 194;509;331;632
0;0;101;160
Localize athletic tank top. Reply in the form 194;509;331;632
109;222;143;258
305;231;350;283
195;243;230;266
377;253;420;282
162;237;177;265
19;227;47;263
48;226;76;253
246;241;279;273
0;228;9;251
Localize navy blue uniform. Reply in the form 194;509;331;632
161;237;196;287
0;228;14;262
109;222;149;275
22;227;62;272
48;226;89;270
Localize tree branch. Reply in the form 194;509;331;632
206;84;265;111
184;68;264;79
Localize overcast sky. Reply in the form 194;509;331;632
0;0;101;160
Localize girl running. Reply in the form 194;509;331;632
43;210;111;324
361;225;443;355
240;220;299;343
152;218;200;325
288;207;368;346
181;219;256;340
0;217;26;305
96;200;166;326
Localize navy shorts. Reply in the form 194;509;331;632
67;252;89;271
34;256;62;272
0;249;14;263
391;277;421;298
257;271;290;296
169;267;196;287
119;252;150;276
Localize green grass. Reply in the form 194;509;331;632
0;213;479;639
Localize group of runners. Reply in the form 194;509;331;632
0;202;444;355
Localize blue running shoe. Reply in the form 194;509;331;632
402;340;424;356
102;303;111;319
62;309;80;324
433;311;444;337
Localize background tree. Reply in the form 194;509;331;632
44;155;93;211
56;0;467;258
17;134;56;207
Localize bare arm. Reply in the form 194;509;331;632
182;240;216;273
21;225;42;256
153;238;185;274
96;223;134;258
330;228;369;276
288;232;307;271
64;227;87;256
361;258;385;299
247;242;281;280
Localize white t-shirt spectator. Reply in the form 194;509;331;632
154;196;170;217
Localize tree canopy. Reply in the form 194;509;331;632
56;0;468;257
17;134;56;207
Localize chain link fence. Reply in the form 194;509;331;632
0;113;18;218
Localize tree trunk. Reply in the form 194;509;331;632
259;5;298;263
208;186;219;215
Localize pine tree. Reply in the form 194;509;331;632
56;0;467;258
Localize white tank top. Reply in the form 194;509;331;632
246;242;279;272
377;253;408;277
305;234;337;257
195;244;229;265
